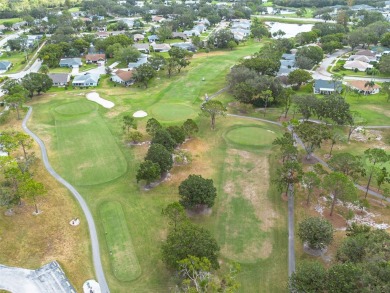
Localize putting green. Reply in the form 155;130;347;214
224;126;277;148
55;115;127;186
149;103;196;122
100;201;141;281
55;101;97;115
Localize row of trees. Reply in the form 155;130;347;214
135;118;198;187
291;224;390;292
0;131;46;214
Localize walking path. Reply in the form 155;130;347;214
22;107;110;293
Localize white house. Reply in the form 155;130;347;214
111;69;135;86
344;60;373;72
72;73;100;87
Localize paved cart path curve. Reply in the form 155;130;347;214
22;107;110;293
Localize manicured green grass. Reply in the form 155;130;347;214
100;201;141;281
29;40;289;292
0;51;27;73
0;18;22;25
55;101;97;115
224;125;278;150
149;103;197;122
54;103;127;186
48;67;72;73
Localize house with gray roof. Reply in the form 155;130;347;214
0;61;12;71
171;42;197;52
72;73;100;87
183;29;200;37
313;79;342;95
133;43;150;53
59;58;82;68
128;54;148;69
151;43;171;52
48;73;70;87
147;35;159;42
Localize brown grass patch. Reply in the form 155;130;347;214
223;149;277;231
0;119;93;291
193;51;228;58
221;238;273;262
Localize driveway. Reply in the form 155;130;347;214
71;66;79;76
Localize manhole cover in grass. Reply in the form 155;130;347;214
150;104;196;122
55;101;97;115
225;126;277;147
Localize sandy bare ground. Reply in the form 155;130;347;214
86;92;114;109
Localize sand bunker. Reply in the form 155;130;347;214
133;110;148;117
86;92;114;109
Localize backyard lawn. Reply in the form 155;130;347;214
27;41;289;292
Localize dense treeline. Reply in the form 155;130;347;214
274;0;386;8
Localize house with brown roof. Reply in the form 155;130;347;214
347;80;381;95
355;50;376;57
85;54;106;64
96;31;110;39
111;69;135;86
152;15;166;23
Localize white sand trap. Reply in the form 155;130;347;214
83;279;101;293
86;92;115;109
133;110;148;118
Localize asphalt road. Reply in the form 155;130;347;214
22;107;110;293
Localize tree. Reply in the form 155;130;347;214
208;29;235;49
127;131;143;144
379;55;390;74
149;55;166;71
178;256;213;293
302;171;321;205
296;46;324;66
318;95;351;125
328;153;365;181
21;73;53;97
201;100;227;130
162;202;188;231
293;95;318;120
346;111;365;142
381;82;390;102
289;261;327;293
327;263;362;293
151;129;177;152
274;160;303;196
116;47;141;64
179;175;217;210
259;89;273;117
375;167;390;191
294;122;330;160
323;172;357;216
364;148;389;198
272;132;297;163
166;126;186;146
168;47;192;73
157;25;173;42
146;118;162;136
161;222;220;270
136;160;161;186
227;40;237;50
298;217;334;250
182;119;199;138
40;64;49;75
288;69;312;89
3;83;28;120
145;143;173;175
280;88;294;118
18;177;46;214
122;115;137;133
133;64;156;88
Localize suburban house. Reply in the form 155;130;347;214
128;54;148;69
72;73;100;87
96;31;110;39
0;61;12;71
152;16;166;23
59;58;82;68
26;35;42;48
183;29;200;37
133;34;145;42
147;35;159;42
171;42;197;52
48;73;70;87
313;79;342;95
151;43;171;52
133;43;150;53
172;32;187;40
344;60;373;71
347;80;381;95
348;55;376;63
85;54;106;64
355;50;376;57
111;69;135;86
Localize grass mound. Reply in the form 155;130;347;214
55;101;97;116
55;114;127;186
149;103;196;122
224;125;277;149
99;201;141;281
